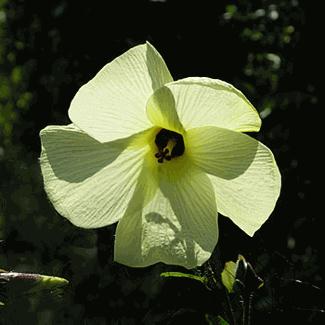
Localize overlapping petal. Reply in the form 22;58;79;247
147;77;261;134
187;126;259;179
146;85;185;135
114;156;218;269
187;126;281;236
69;42;173;143
40;124;150;228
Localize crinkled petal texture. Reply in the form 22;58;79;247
40;124;150;228
114;155;218;269
187;126;281;236
69;42;173;143
147;77;261;134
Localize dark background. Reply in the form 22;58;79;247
0;0;323;324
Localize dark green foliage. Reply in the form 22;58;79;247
0;0;323;324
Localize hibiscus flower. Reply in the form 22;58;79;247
40;42;281;269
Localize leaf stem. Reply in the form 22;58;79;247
241;293;254;325
225;290;237;325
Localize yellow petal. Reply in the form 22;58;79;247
69;42;173;143
187;126;258;179
146;85;185;135
40;124;152;228
158;77;261;132
114;155;218;269
187;126;281;236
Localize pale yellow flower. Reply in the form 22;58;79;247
40;42;281;269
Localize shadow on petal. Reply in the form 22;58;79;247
114;157;217;269
187;126;260;180
41;127;130;183
212;135;259;180
146;85;185;134
144;212;199;266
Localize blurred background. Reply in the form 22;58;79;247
0;0;322;324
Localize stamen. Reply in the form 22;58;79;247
154;128;185;163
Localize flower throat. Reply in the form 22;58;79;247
154;129;185;163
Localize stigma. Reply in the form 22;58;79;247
154;129;185;163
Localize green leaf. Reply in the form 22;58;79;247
205;314;230;325
225;4;237;15
221;255;264;294
160;272;209;286
221;261;237;293
217;315;230;325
